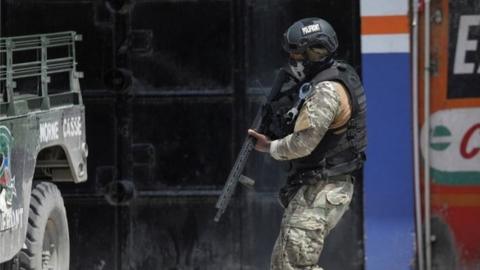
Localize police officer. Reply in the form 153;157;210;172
248;17;367;270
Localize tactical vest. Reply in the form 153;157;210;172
279;61;367;177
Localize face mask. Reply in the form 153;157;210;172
288;60;306;81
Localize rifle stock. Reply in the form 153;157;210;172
214;69;289;222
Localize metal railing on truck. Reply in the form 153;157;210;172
0;31;83;116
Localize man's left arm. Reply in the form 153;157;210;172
269;81;340;160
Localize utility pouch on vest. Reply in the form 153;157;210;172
279;183;302;208
279;173;354;208
279;170;322;208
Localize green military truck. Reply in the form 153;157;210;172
0;32;87;270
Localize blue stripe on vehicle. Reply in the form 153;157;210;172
362;52;416;270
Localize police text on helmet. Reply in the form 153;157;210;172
301;24;320;35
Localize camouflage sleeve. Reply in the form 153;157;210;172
269;81;340;160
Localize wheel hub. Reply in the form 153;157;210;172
42;219;58;270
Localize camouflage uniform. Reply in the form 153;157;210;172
269;81;353;270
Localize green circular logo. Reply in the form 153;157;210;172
430;125;451;151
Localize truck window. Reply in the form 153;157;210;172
0;32;81;101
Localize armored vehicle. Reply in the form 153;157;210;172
0;32;87;270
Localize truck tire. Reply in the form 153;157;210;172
431;216;459;270
0;259;18;270
18;182;69;270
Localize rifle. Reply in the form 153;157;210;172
214;68;290;222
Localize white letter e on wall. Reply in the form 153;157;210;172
453;15;480;74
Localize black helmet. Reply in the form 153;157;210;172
282;17;338;55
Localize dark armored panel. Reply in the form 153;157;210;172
1;0;363;269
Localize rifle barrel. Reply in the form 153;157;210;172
213;69;289;222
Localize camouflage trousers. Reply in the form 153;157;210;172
270;178;354;270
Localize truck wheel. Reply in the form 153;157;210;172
431;216;459;270
18;182;69;270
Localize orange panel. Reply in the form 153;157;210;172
432;194;480;207
361;16;409;35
